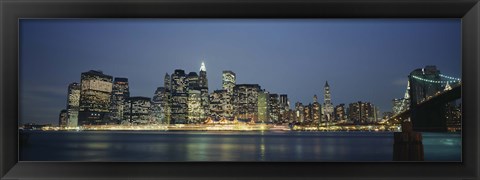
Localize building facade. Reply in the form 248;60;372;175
59;109;68;127
257;91;269;123
66;82;81;127
348;101;374;124
199;62;210;120
312;95;322;124
78;70;113;125
322;81;334;122
268;94;280;123
187;89;203;123
233;84;261;122
124;97;152;125
334;103;346;121
109;77;130;124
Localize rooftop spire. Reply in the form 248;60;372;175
325;81;329;87
200;61;206;72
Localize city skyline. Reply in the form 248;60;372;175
19;19;461;125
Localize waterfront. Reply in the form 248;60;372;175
19;131;461;162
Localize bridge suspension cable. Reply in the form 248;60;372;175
411;74;461;84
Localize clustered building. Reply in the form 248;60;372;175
59;62;382;127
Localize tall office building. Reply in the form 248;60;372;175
222;71;236;94
199;62;209;120
164;73;171;91
312;95;321;124
334;103;346;121
187;89;203;123
124;97;152;125
348;101;374;124
152;87;167;124
268;94;280;123
187;72;200;90
66;82;80;127
170;69;188;124
322;81;334;122
163;73;172;124
109;77;130;124
279;94;290;123
78;70;113;125
257;90;269;123
233;84;261;122
171;69;187;94
209;90;232;120
59;109;68;127
295;102;305;122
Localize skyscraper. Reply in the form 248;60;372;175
268;94;280;123
58;109;68;127
199;62;209;120
163;73;172;124
334;103;346;121
312;95;321;124
78;70;113;125
222;71;236;94
279;94;290;123
348;101;374;124
124;97;152;125
187;89;203;123
322;81;334;122
170;69;188;124
257;90;269;123
233;84;261;122
109;77;130;124
66;82;80;127
152;87;167;124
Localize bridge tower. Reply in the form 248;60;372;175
408;66;448;132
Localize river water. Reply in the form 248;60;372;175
19;131;461;162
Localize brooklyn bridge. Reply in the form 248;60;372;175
388;66;461;132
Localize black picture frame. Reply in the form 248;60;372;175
1;0;479;179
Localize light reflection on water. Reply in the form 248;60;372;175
20;131;461;162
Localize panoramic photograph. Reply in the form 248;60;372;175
19;19;461;162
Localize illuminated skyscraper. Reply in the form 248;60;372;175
279;94;290;123
187;89;203;123
268;94;280;123
295;102;305;122
171;69;188;124
334;103;346;121
312;95;321;123
233;84;261;122
187;72;200;90
257;90;269;123
163;73;172;124
164;73;171;91
198;62;209;120
66;82;80;127
209;90;232;120
348;101;374;124
171;69;187;94
222;71;236;94
109;77;130;124
322;81;334;122
78;70;113;125
152;87;167;124
124;97;152;125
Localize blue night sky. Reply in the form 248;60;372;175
19;19;461;125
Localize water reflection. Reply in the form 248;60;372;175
19;131;461;162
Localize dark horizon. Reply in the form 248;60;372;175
19;19;461;125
